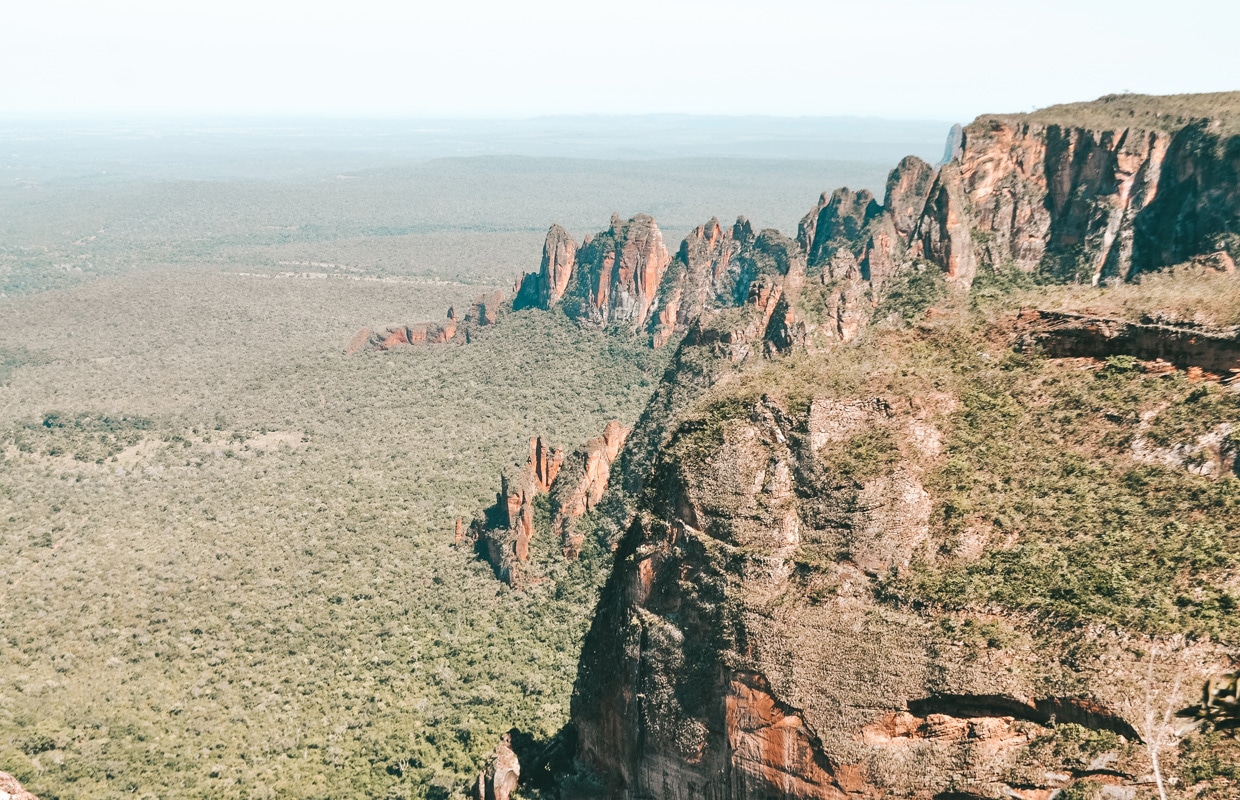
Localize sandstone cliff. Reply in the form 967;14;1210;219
550;420;630;559
352;94;1239;361
514;224;579;311
466;435;563;588
464;422;632;587
444;92;1240;800
915;94;1240;287
563;349;1236;798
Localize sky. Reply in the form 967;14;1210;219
4;0;1239;120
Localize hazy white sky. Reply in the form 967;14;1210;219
5;0;1238;119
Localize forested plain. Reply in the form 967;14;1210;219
0;124;943;798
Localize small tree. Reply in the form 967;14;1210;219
1140;645;1186;800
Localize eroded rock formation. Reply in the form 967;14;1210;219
345;290;505;353
351;94;1239;362
471;733;520;800
565;391;1164;799
1016;308;1240;377
515;224;579;310
913;100;1240;286
464;423;630;586
551;420;630;559
555;214;673;331
467;435;563;587
444;92;1240;800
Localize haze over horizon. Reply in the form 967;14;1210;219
6;0;1239;121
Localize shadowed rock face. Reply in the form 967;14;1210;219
884;156;937;241
1016;309;1240;377
650;218;738;348
515;224;579;311
1132;123;1240;274
804;188;883;268
552;421;630;559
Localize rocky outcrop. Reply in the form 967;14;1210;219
914;98;1240;285
0;771;38;800
564;391;1161;799
551;421;630;559
569;214;672;331
350;94;1239;361
649;218;740;348
514;224;578;311
345;291;505;353
466;435;563;587
1016;309;1240;377
803;188;883;269
471;733;520;800
884;156;937;241
465;423;630;585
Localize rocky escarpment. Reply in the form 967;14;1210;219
550;420;630;559
351;93;1240;358
914;94;1240;286
563;386;1215;799
1016;309;1240;378
438;92;1240;800
463;435;563;588
515;214;672;332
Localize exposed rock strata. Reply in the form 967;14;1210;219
563;214;672;331
469;435;563;587
1016;309;1240;377
915;105;1240;285
465;423;629;586
449;92;1240;800
352;94;1239;361
514;224;578;311
471;733;520;800
564;387;1172;799
550;420;630;559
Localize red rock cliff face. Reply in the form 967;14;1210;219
467;423;631;585
539;224;579;308
514;224;579;311
912;114;1240;285
0;771;39;800
467;435;563;587
649;218;735;348
567;390;1171;799
570;214;672;331
914;118;1181;285
551;420;630;558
